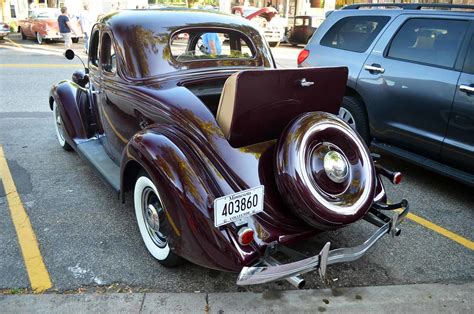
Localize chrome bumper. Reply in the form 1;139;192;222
237;200;409;287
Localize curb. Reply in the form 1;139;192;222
0;282;472;313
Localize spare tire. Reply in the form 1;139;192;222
275;112;375;230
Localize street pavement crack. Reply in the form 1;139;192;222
139;292;146;313
205;293;210;313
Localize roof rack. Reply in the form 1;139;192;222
342;3;474;11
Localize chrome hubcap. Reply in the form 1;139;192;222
338;107;356;130
142;187;167;248
323;151;349;183
145;204;160;233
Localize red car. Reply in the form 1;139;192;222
0;20;10;40
18;8;82;45
51;9;408;287
232;6;284;47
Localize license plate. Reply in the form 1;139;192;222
213;185;264;227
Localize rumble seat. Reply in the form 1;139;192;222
216;67;348;147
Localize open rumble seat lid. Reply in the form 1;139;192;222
216;67;348;147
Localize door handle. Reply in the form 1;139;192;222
459;85;474;94
299;78;315;87
364;64;385;74
91;90;102;95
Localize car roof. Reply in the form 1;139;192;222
95;9;267;80
99;8;256;31
338;7;474;18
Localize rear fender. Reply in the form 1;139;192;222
121;129;253;272
49;80;93;144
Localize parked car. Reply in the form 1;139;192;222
299;3;474;186
18;8;83;45
232;6;285;47
51;9;408;287
287;15;324;46
0;20;10;40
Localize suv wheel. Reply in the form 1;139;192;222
339;96;371;144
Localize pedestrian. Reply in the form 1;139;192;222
58;7;74;49
78;4;90;53
201;33;222;55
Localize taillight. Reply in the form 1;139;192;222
297;49;310;65
237;227;254;246
392;172;402;185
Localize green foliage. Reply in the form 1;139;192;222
8;21;18;33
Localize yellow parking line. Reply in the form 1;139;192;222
396;208;474;250
0;146;52;293
405;212;473;250
0;64;79;68
4;37;22;48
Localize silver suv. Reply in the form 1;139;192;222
299;3;473;186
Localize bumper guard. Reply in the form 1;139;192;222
236;199;409;287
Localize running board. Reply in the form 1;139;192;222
75;139;121;194
371;141;474;187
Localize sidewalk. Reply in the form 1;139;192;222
1;282;472;313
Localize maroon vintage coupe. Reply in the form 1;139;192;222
50;9;409;288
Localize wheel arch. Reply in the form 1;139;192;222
121;159;143;202
49;81;91;142
345;86;365;105
344;87;372;138
120;129;250;272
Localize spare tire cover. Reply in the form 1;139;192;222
275;112;375;229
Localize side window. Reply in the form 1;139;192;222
89;29;100;68
101;33;116;74
387;18;469;69
463;35;474;74
320;16;390;52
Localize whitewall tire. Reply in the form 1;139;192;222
36;32;43;45
134;173;181;266
52;101;72;151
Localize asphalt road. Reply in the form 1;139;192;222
0;33;473;294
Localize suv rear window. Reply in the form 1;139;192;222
387;18;469;69
320;16;390;52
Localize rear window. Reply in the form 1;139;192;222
320;16;390;52
170;30;255;62
295;18;304;26
387;18;469;69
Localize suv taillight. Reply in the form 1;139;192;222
297;49;310;65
